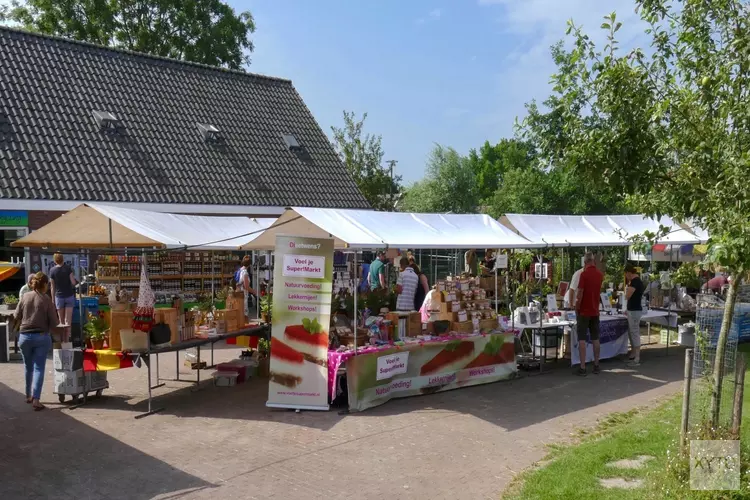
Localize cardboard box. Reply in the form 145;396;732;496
408;312;422;337
54;369;85;394
451;321;475;333
53;349;83;372
435;312;455;323
454;310;468;323
479;318;498;331
86;371;108;391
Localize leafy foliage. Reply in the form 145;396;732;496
521;0;750;427
2;0;256;70
301;317;322;334
467;139;536;203
331;111;401;211
401;144;478;213
83;312;108;341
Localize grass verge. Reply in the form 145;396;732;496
503;347;750;500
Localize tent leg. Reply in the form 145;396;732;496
353;251;358;355
494;267;498;314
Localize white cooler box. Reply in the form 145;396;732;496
54;370;108;395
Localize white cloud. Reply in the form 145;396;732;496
416;7;443;24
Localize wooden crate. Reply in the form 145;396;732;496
108;310;133;351
451;321;475;333
215;308;243;333
154;308;179;345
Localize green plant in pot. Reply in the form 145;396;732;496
260;293;273;323
3;294;18;310
83;312;109;350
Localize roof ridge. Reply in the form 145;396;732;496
0;24;292;84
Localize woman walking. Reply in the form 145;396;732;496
13;272;57;411
49;253;76;342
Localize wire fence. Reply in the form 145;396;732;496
688;286;750;431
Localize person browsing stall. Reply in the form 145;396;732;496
408;259;430;311
624;265;645;367
49;253;76;343
13;272;58;411
369;251;387;291
396;256;419;311
19;273;34;297
565;266;584;309
575;252;604;376
237;256;258;319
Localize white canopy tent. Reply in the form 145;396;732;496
12;204;276;250
499;214;702;247
240;207;538;250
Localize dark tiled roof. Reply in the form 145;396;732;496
0;27;370;209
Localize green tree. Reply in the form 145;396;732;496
401;145;478;213
521;0;750;428
331;111;401;211
1;0;256;69
467;139;536;202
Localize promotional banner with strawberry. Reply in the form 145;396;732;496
346;333;517;412
266;235;334;411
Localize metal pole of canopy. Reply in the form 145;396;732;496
353;251;358;355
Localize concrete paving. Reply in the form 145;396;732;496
0;344;686;500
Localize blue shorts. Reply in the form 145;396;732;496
55;295;75;309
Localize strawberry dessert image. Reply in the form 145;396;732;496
269;337;305;388
283;317;328;367
420;340;475;376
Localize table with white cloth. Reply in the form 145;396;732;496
515;309;675;366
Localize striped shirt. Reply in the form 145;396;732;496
396;267;419;311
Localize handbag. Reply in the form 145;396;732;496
150;321;171;346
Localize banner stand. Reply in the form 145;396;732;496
266;234;334;411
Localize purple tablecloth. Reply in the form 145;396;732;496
578;316;629;344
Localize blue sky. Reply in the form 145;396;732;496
241;0;648;184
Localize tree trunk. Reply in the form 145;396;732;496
710;273;740;428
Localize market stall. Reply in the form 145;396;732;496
498;213;703;362
12;203;275;416
241;207;538;411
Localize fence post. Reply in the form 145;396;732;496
731;353;746;438
681;348;694;451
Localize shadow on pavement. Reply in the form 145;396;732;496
0;382;215;500
87;345;685;433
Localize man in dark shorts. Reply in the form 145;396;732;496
575;252;604;376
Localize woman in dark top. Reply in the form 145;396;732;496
49;253;77;342
409;259;429;311
624;265;645;367
13;272;57;410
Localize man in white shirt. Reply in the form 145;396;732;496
396;256;419;311
565;267;584;309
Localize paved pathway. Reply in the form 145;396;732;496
0;345;685;500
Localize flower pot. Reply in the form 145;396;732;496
90;339;105;350
261;313;269;324
4;303;16;310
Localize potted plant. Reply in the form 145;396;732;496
256;337;270;377
83;311;109;350
3;294;18;310
260;293;273;323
